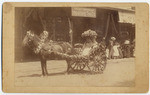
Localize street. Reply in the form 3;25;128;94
15;58;135;87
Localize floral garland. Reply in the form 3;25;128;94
81;29;97;38
52;42;106;62
34;31;49;54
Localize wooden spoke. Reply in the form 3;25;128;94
69;60;86;71
88;54;107;73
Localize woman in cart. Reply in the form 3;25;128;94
81;29;98;56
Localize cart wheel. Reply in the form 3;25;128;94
69;60;86;71
88;53;107;73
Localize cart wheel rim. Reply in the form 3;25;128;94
70;61;86;71
88;59;107;73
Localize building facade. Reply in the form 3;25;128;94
15;7;135;62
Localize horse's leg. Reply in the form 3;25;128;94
41;59;49;76
40;59;45;76
40;56;48;76
66;60;71;73
43;60;48;76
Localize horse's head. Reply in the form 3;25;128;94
22;30;35;47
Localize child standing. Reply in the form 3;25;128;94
112;42;120;59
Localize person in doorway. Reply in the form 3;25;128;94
122;40;131;58
131;39;135;57
112;42;122;59
108;37;116;59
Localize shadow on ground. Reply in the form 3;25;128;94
18;70;102;78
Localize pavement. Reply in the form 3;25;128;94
15;58;135;87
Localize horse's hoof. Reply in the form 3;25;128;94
41;75;48;77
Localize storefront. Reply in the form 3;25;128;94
15;7;134;62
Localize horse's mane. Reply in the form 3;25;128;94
34;34;41;42
31;34;41;47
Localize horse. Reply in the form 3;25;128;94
22;30;74;76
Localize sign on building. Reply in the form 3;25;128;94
118;11;135;24
72;8;96;18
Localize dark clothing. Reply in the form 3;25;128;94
108;40;114;59
118;47;123;58
122;44;131;58
108;47;114;59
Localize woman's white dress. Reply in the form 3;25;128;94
113;45;120;56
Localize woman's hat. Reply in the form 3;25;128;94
111;37;116;41
81;29;97;38
124;40;130;44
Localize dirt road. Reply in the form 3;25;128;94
15;58;135;87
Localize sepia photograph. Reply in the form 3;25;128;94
2;2;149;93
15;7;135;87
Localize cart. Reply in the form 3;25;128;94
54;41;107;73
69;42;107;73
52;29;107;73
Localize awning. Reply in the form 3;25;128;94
118;11;135;24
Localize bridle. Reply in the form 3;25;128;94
25;31;49;54
25;31;37;51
